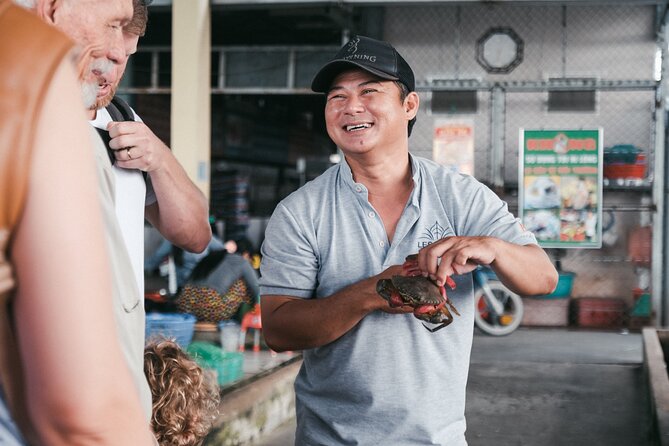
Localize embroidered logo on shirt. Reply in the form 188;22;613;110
417;221;449;249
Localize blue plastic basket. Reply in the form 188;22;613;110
145;313;196;347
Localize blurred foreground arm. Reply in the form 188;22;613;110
11;60;154;445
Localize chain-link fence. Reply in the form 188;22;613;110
384;2;660;330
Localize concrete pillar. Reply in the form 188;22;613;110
655;24;668;326
171;0;211;198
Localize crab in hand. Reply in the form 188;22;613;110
376;254;460;332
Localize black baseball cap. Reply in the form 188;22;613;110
311;35;415;93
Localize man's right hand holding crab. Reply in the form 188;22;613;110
413;235;558;297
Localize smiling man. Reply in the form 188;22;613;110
259;35;558;445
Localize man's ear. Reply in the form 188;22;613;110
405;91;420;120
36;0;58;24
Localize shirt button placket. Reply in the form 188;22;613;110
366;209;386;250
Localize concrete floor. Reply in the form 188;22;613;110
252;327;650;446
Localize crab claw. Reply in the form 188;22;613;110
413;301;444;317
420;307;455;332
402;256;422;276
437;280;459;317
445;299;460;316
376;279;406;307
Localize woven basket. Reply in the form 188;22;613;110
176;279;252;322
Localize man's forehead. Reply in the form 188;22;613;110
328;70;392;92
332;69;382;83
73;0;133;21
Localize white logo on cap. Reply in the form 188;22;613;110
347;37;360;54
344;37;376;63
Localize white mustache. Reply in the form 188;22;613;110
80;58;115;109
90;57;114;76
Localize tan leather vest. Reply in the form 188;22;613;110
0;1;75;439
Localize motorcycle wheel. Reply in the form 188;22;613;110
474;282;524;336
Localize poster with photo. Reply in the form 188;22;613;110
519;129;603;248
433;118;474;175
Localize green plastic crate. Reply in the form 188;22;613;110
187;341;244;386
631;293;651;317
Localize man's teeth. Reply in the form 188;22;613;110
346;123;371;132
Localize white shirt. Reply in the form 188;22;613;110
90;107;157;296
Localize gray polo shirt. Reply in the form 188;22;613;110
260;154;536;445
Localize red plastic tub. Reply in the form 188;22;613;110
573;298;626;328
603;163;646;179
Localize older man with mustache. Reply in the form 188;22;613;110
89;0;211;311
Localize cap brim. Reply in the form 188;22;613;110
311;60;400;93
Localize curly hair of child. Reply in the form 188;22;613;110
144;339;221;446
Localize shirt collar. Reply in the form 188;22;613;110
339;157;367;196
409;153;421;184
408;153;422;207
339;153;422;199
